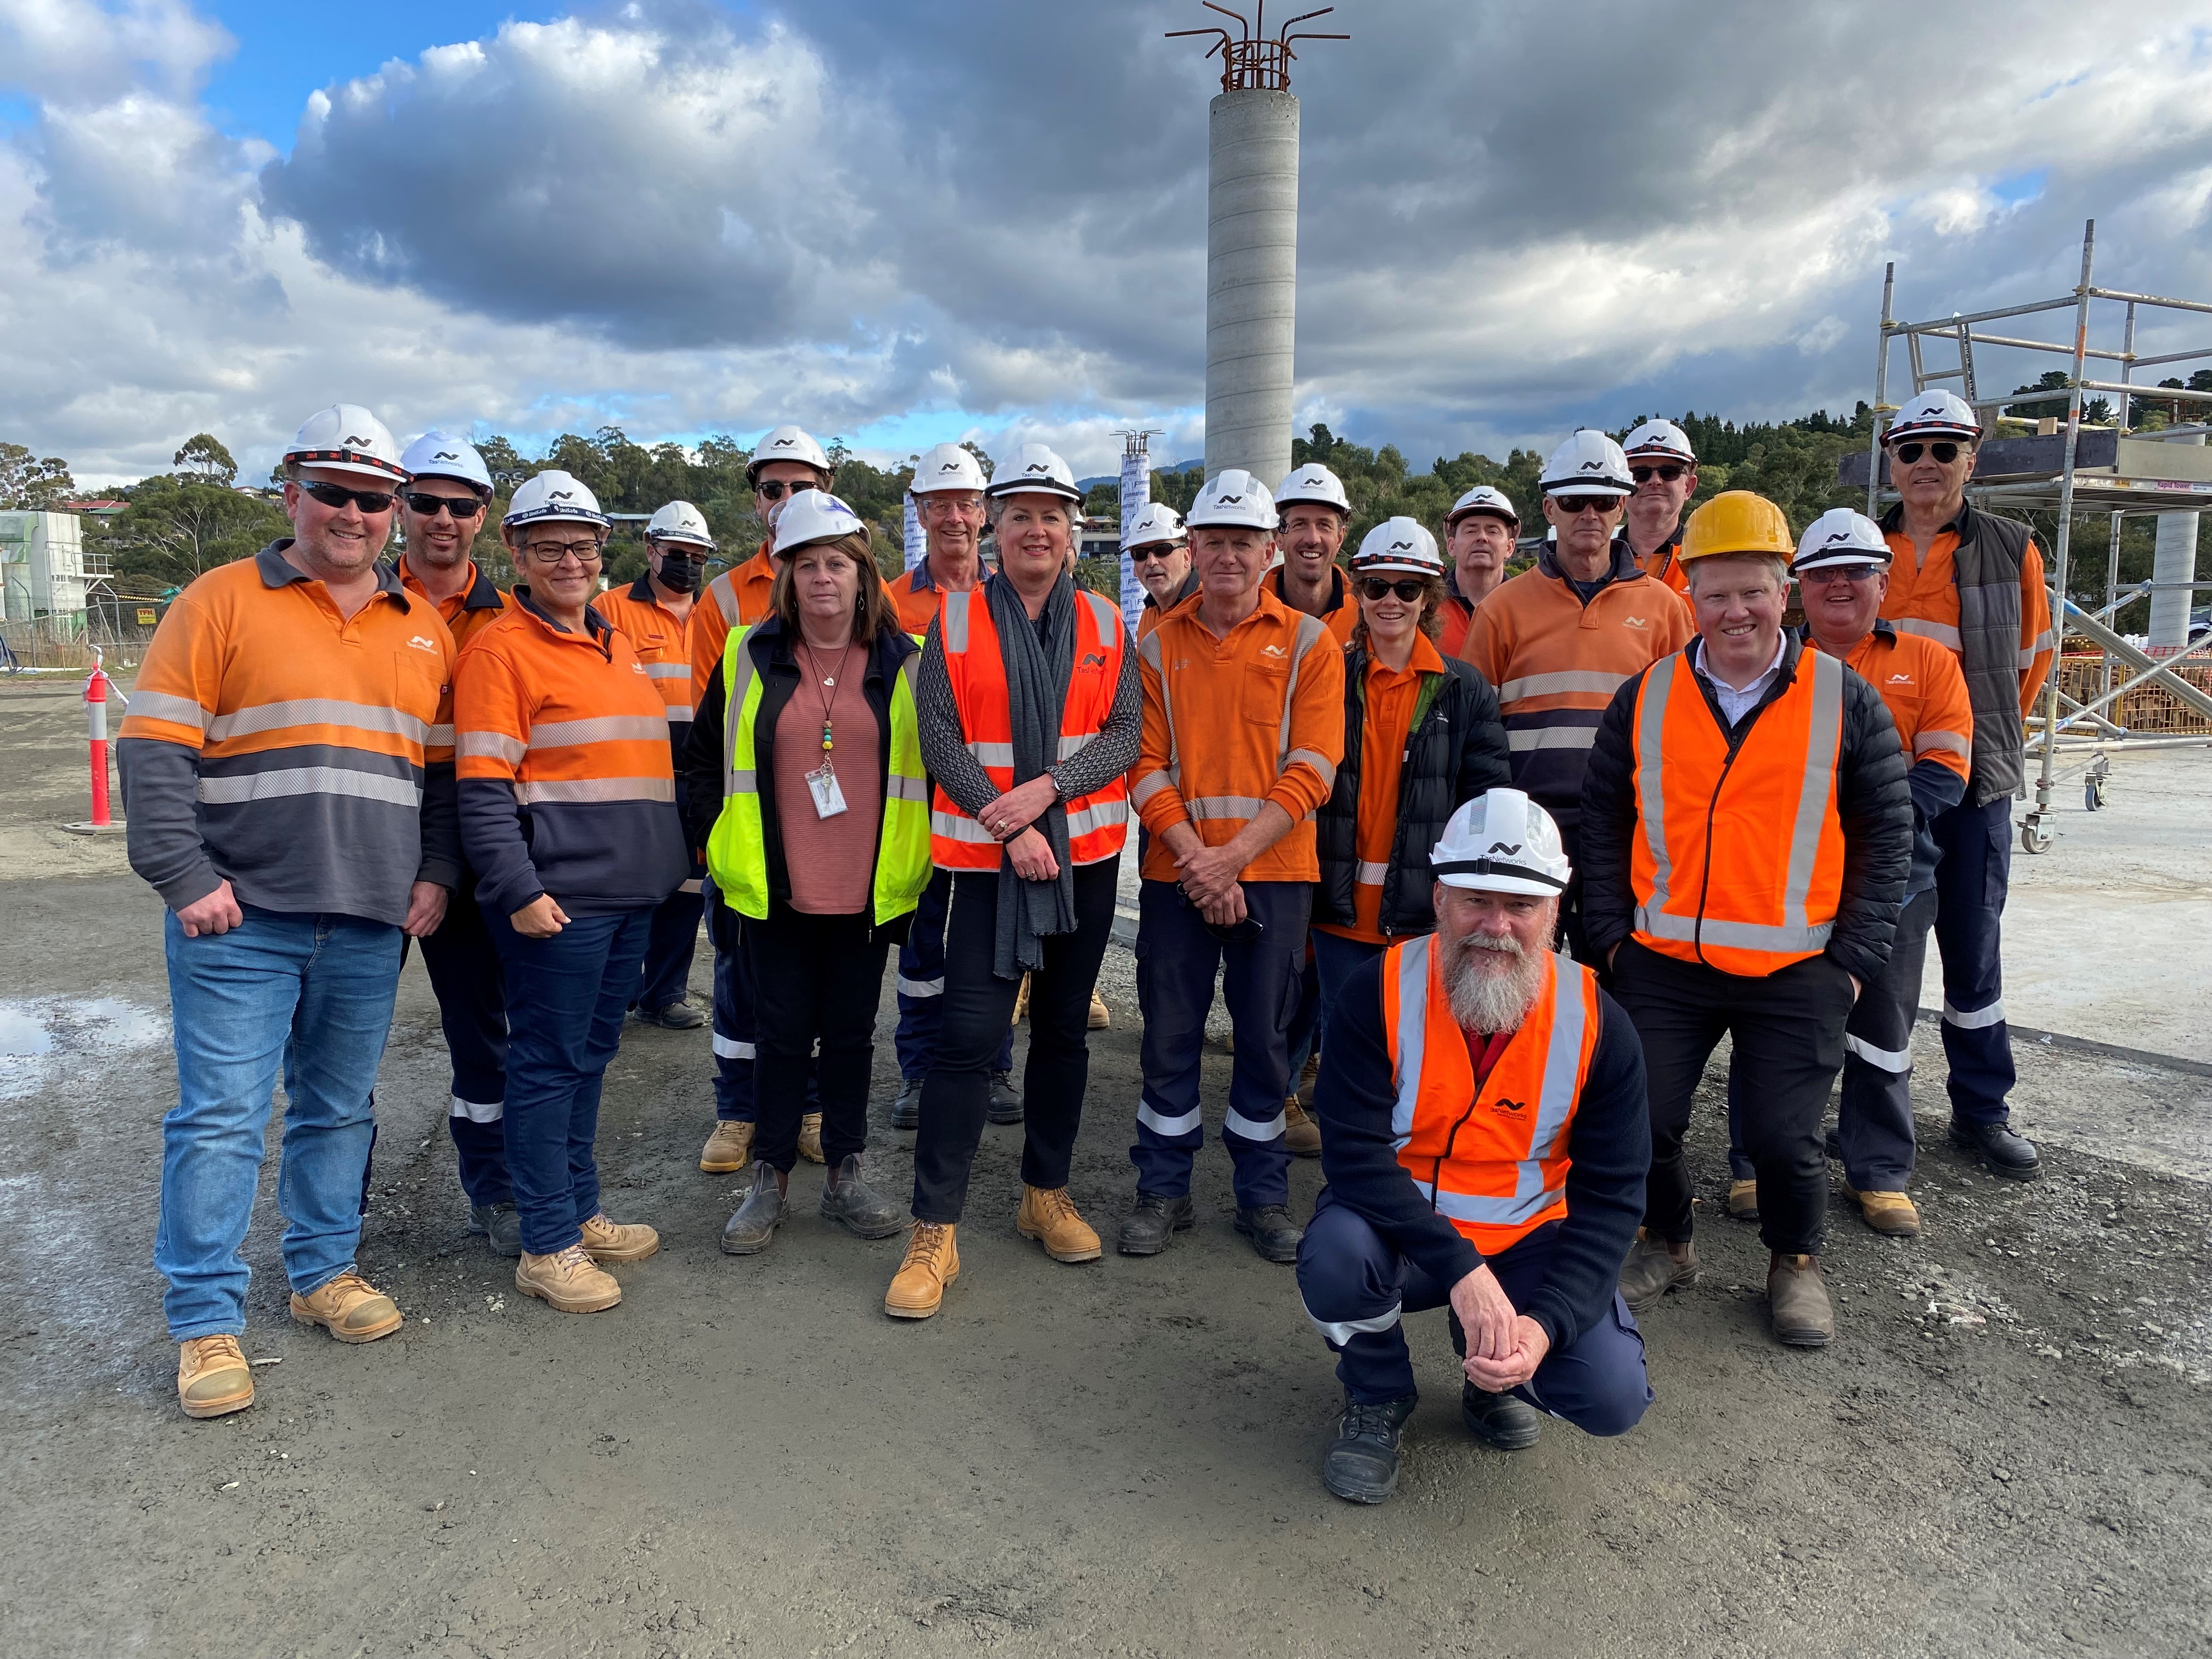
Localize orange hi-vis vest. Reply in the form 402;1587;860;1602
929;586;1131;870
1380;933;1601;1255
1629;643;1847;977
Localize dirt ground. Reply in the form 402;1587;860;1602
2;672;2208;1659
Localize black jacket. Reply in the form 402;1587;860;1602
1578;634;1911;986
1314;651;1511;936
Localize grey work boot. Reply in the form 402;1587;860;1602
469;1201;522;1258
1117;1192;1195;1256
1768;1252;1835;1347
720;1162;788;1256
820;1155;911;1240
1618;1234;1699;1316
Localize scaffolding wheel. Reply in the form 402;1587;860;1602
2084;755;2111;812
2021;815;2053;855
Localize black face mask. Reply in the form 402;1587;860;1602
656;553;704;594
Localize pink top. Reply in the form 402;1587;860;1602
773;642;883;916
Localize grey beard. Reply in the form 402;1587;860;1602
1443;933;1545;1034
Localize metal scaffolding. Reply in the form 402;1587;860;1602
1858;219;2212;854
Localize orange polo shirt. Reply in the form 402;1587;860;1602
1266;562;1358;642
1317;633;1446;945
1836;624;1972;783
396;555;508;653
891;557;989;638
595;573;695;740
1880;512;2054;714
690;539;777;711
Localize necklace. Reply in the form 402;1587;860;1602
798;637;855;753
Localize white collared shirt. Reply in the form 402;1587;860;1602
1696;632;1786;726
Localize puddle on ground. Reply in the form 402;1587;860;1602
0;1005;54;1057
0;996;168;1100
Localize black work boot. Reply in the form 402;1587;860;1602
469;1201;522;1258
1617;1234;1699;1316
820;1155;911;1240
987;1070;1024;1125
1116;1192;1194;1255
1460;1383;1543;1450
1233;1204;1304;1264
1322;1392;1419;1504
1949;1118;2041;1181
719;1162;788;1255
888;1077;923;1132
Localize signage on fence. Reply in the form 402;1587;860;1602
136;608;157;627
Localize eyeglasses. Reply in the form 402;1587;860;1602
521;540;604;566
754;478;818;502
400;491;485;520
1358;577;1429;602
1630;464;1686;484
1551;495;1617;517
1892;441;1963;465
300;481;396;514
1799;563;1882;584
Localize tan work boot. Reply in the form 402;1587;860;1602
288;1272;402;1344
1843;1181;1922;1238
1284;1096;1322;1158
796;1113;825;1164
579;1212;660;1263
1295;1051;1321;1109
1726;1179;1760;1221
1617;1233;1698;1316
1013;973;1031;1025
699;1118;755;1173
516;1244;622;1313
884;1221;960;1319
1087;988;1111;1030
177;1334;254;1419
1016;1186;1103;1263
1768;1252;1835;1347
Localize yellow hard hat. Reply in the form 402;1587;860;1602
1680;490;1793;561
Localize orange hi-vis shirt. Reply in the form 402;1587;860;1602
1835;624;1972;785
1317;633;1445;945
892;556;988;639
454;586;688;918
1137;572;1201;642
1879;515;2055;714
1266;561;1358;642
1621;526;1690;600
117;540;459;926
690;540;777;713
1133;584;1346;884
595;572;696;748
396;555;508;653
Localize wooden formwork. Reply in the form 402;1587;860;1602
2057;653;2212;735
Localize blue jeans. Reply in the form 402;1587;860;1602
155;906;404;1340
488;905;652;1256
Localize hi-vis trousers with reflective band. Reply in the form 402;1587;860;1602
1931;797;2017;1127
893;866;1013;1084
1295;1193;1652;1426
414;873;511;1207
1130;878;1308;1209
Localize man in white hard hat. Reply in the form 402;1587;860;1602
1460;431;1692;960
120;404;458;1419
1876;388;2051;1181
1126;470;1346;1263
892;442;990;636
1438;485;1519;657
1617;419;1698;597
1296;788;1653;1503
394;432;517;1255
1267;462;1358;639
600;501;716;1033
1127;502;1197;640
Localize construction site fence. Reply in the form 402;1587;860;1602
1;614;160;672
2057;652;2212;735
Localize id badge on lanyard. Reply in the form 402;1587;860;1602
806;757;848;819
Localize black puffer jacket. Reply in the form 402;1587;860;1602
1314;650;1513;936
1578;634;1911;986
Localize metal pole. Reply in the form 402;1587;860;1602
2032;219;2097;841
2103;301;2136;707
1867;263;1894;517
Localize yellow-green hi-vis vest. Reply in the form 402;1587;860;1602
704;625;932;926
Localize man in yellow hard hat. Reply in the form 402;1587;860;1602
1578;492;1911;1350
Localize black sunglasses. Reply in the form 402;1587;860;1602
1552;495;1617;517
1630;463;1686;484
1892;441;1962;465
301;481;396;514
1358;577;1428;602
400;490;485;520
754;478;819;502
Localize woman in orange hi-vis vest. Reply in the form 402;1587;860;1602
885;443;1141;1321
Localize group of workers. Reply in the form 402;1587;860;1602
121;384;2054;1506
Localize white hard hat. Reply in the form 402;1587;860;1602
1186;469;1279;531
1350;517;1444;578
772;489;868;557
1886;389;1980;444
747;425;832;483
646;500;715;549
503;470;609;530
285;404;406;486
1124;501;1186;550
1623;419;1697;465
1792;508;1892;574
911;442;988;495
1447;484;1519;527
985;442;1082;501
1538;430;1634;498
1430;788;1572;897
1274;463;1351;515
399;430;492;495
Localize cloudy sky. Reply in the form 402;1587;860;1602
5;0;2211;486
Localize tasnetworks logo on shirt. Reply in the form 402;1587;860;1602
406;635;441;653
1622;616;1648;630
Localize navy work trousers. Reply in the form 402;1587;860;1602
1931;796;2016;1127
1296;1193;1653;1427
1130;877;1308;1209
893;866;1014;1084
632;868;704;1015
415;877;510;1209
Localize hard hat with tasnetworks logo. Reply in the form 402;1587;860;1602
1791;508;1892;574
1538;430;1634;498
1430;788;1572;896
1622;419;1698;465
1186;469;1278;531
503;470;610;530
1447;484;1520;527
646;500;715;549
772;489;868;557
1884;388;1980;444
985;442;1083;502
285;405;407;486
1350;517;1444;578
1679;490;1793;562
911;442;988;495
1123;501;1186;550
399;430;492;495
747;425;833;483
1274;462;1351;515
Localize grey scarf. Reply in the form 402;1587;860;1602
988;569;1078;979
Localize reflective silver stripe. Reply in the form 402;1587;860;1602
1390;935;1431;1150
196;768;421;806
1303;1296;1404;1346
1186;794;1267;821
1130;770;1173;805
1355;859;1389;885
1497;669;1628;703
1078;590;1119;641
896;975;944;998
1138;628;1179;783
1780;652;1845;937
1508;727;1598;752
1524;954;1584;1167
1845;1032;1914;1074
529;715;668;749
127;690;208;731
930;810;998;844
1895;617;1962;650
1286;747;1338;788
1224;1105;1287;1141
729;769;757;791
712;1033;754;1060
1277;612;1328;772
663;703;695;721
1434;1184;1564;1229
1136;1100;1201;1137
426;724;454;748
643;662;690;679
1635;908;1834;953
515;777;675;804
1942;998;2006;1029
459;731;527;764
449;1095;503;1124
1057;732;1094;761
942;590;972;653
2021;627;2055;667
886;775;930;804
707;571;739;622
679;878;703;894
967;741;1015;767
1914;729;1971;758
205;698;428;744
1066;798;1128;837
1634;657;1678;919
723;627;758;799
